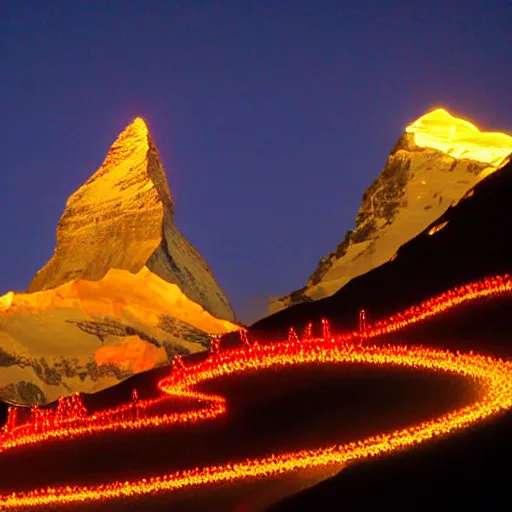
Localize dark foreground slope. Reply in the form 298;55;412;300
258;159;512;511
270;410;512;511
250;158;512;346
0;363;477;511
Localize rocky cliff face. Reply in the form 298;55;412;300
270;108;512;314
28;118;235;322
0;117;240;405
252;154;512;345
0;268;239;405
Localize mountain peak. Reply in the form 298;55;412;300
27;118;235;322
270;107;512;315
130;116;148;129
88;116;155;194
110;116;150;148
118;116;149;146
406;108;512;166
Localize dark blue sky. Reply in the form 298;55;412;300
2;1;511;322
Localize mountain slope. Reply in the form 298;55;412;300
0;268;239;405
265;157;512;512
28;118;235;322
253;154;512;342
0;117;241;405
270;108;512;314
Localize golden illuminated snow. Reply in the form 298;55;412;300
406;108;512;167
0;268;239;404
28;117;235;321
270;108;512;313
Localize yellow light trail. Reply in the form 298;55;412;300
1;274;512;509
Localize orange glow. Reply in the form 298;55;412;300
1;275;512;509
406;108;512;166
94;335;168;373
96;117;149;174
428;220;448;236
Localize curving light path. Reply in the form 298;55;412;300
1;275;512;509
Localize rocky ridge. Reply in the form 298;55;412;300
269;108;512;314
28;118;235;322
0;118;239;405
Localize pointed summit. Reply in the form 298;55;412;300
117;115;148;136
28;118;235;321
111;116;149;151
72;116;172;212
131;116;148;130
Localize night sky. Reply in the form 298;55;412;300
2;1;511;323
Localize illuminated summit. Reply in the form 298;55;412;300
270;108;512;314
0;117;239;405
406;108;512;166
28;117;234;322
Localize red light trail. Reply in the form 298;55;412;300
1;274;512;509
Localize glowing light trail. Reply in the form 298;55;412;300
1;274;512;509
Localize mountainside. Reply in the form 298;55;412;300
0;267;238;405
28;118;235;322
270;108;512;314
0;118;240;405
253;153;512;342
260;139;512;512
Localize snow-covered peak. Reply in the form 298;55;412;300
28;117;235;321
406;108;512;166
68;115;171;209
269;108;512;315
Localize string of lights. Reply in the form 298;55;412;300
0;274;511;509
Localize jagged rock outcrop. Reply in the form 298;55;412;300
270;108;512;314
28;118;235;322
0;117;240;405
0;268;239;405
